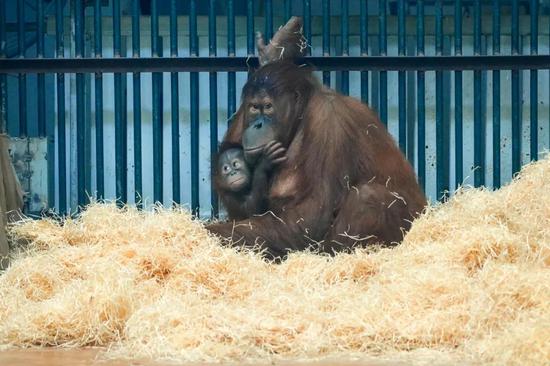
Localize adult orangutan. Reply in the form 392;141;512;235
206;18;427;260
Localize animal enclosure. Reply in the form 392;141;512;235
0;0;549;216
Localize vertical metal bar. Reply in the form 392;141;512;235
36;0;44;58
247;0;254;56
113;0;127;204
360;0;368;104
55;0;67;213
94;0;104;200
398;0;406;154
529;0;538;161
435;0;447;199
341;0;349;95
190;0;199;216
378;0;387;125
170;2;178;56
492;0;500;189
473;0;484;187
170;0;181;205
151;1;159;58
417;0;425;192
151;0;163;203
75;0;86;207
304;0;311;56
227;0;236;124
113;1;121;55
511;0;520;174
455;0;463;188
284;0;291;20
265;0;273;41
132;0;142;206
43;4;53;210
0;0;6;134
322;0;330;86
36;0;45;137
18;0;27;137
210;0;219;218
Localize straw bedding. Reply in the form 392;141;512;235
0;157;549;365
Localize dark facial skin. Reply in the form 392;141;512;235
218;148;251;192
241;89;296;165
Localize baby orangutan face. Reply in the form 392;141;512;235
218;148;251;192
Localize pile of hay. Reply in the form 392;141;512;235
1;157;549;365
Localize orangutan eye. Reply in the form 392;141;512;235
222;165;231;173
232;160;241;169
264;103;273;110
250;104;259;112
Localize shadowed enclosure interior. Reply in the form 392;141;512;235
0;0;549;218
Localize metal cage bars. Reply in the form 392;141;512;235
0;0;549;214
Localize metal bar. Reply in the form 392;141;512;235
227;0;236;124
95;0;104;200
190;0;199;216
75;0;86;207
265;0;273;41
209;0;219;218
417;0;425;192
170;0;177;56
398;0;406;154
247;0;254;56
360;0;368;104
113;0;127;204
341;0;348;95
170;0;180;205
37;0;45;137
304;0;311;56
45;1;54;213
284;0;291;20
18;0;27;137
492;0;500;189
55;0;67;214
511;0;520;175
132;0;142;207
378;0;387;125
322;0;330;86
406;47;415;165
473;0;484;187
0;0;6;134
454;0;463;188
151;0;163;204
3;56;550;73
529;0;538;161
435;0;446;199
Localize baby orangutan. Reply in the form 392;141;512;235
215;140;286;220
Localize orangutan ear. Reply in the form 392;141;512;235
222;104;246;145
